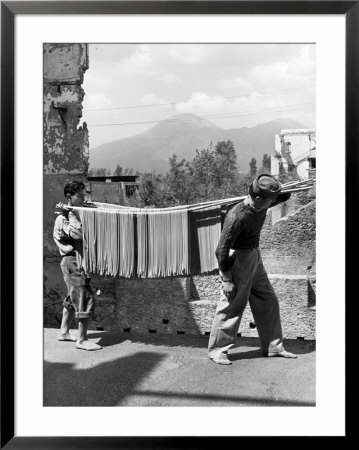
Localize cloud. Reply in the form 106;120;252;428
83;91;113;110
176;92;229;115
174;89;313;129
219;44;315;93
246;46;315;90
220;76;252;90
116;45;156;76
116;44;208;77
168;45;206;64
84;43;316;142
159;74;183;85
141;93;170;106
83;67;112;91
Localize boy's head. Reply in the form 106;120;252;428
64;181;86;206
248;174;282;210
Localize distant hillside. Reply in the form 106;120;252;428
89;113;306;174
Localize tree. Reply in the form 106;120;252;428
166;154;194;204
90;168;107;176
113;164;123;176
214;140;237;178
213;140;238;197
192;146;217;201
249;157;257;177
137;172;172;207
123;167;134;175
261;153;271;173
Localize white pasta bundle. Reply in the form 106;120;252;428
72;199;238;278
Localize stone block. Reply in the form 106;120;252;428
43;44;88;84
43;84;89;175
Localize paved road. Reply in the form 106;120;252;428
44;328;315;407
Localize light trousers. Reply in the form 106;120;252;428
208;248;284;359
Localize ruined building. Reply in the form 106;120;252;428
271;129;316;180
43;43;89;257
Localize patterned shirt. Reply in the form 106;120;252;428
215;193;290;272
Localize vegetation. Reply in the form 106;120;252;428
89;140;274;207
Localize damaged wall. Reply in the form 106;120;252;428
261;200;316;275
43;43;89;257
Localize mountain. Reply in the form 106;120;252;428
89;113;306;174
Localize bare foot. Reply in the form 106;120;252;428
267;350;297;359
76;340;102;351
58;332;77;342
209;356;232;365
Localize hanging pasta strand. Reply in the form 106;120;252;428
119;211;135;278
137;212;148;277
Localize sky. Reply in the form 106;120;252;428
81;43;316;149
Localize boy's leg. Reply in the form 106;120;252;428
207;290;245;364
58;257;78;341
62;257;102;351
249;252;296;359
58;302;77;341
208;249;257;364
75;283;102;351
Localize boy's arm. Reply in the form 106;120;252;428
69;211;82;241
215;212;243;276
53;216;74;254
55;203;82;240
66;211;83;240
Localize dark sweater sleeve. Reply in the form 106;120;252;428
215;213;244;272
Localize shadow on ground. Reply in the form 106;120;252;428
44;329;315;407
44;352;165;406
86;329;316;355
44;351;314;407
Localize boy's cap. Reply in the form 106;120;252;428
252;174;282;198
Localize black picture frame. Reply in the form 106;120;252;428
1;1;353;447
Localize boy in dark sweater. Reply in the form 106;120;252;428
208;174;297;365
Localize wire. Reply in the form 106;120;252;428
87;102;315;128
86;85;315;112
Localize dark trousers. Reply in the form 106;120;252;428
208;248;284;358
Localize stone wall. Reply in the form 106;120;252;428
44;199;316;340
261;201;316;275
44;260;315;340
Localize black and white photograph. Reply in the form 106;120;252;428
43;42;316;407
3;3;350;443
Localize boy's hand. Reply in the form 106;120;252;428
56;202;73;212
222;280;236;299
